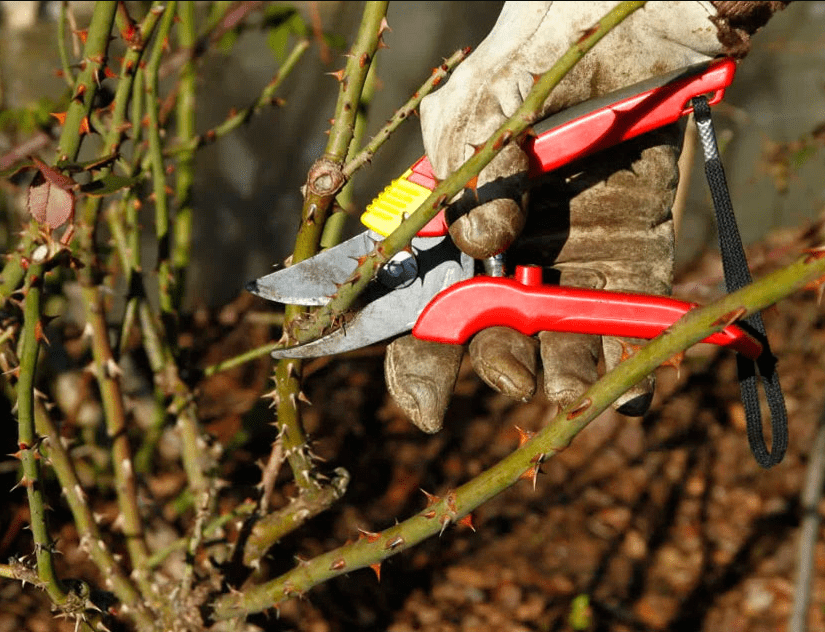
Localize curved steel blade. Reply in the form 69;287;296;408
272;237;473;358
246;231;379;306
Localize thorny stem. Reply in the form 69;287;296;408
57;0;154;597
34;403;154;629
165;38;310;156
321;56;378;267
80;285;152;587
286;1;647;347
11;0;117;611
172;1;196;312
273;1;387;499
214;240;825;621
56;1;117;163
202;341;280;377
145;2;178;335
342;46;471;179
243;469;350;566
107;2;165;159
16;260;68;605
57;2;75;88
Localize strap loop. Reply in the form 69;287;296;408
691;95;788;468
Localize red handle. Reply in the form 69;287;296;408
413;58;736;238
524;57;735;177
412;265;762;360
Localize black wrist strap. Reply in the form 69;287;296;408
691;96;788;468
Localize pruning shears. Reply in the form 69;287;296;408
248;57;763;362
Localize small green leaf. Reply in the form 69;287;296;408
80;174;140;197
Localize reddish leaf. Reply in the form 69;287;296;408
32;157;75;190
27;161;76;229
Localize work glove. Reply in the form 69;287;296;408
384;1;758;433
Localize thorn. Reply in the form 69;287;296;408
803;274;825;304
104;357;123;379
514;425;534;447
465;176;479;200
576;25;600;45
72;84;86;103
566;398;592;420
327;68;346;83
618;339;643;362
261;388;280;407
329;558;346;571
286;361;298;380
518;464;541;491
660;352;685;379
420;489;441;507
349;253;371;267
305;203;318;222
803;246;825;263
11;475;33;492
297;391;312;405
74;30;88;44
384;535;404;550
711;307;747;328
492;129;513;151
370;562;382;581
357;528;381;543
439;514;451;536
458;513;475;532
378;16;391;35
34;320;50;346
422;509;437;519
359;53;371;68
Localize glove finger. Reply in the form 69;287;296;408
446;144;529;259
538;330;600;410
602;335;655;417
385;335;463;434
469;326;539;401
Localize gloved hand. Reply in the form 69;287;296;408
384;1;760;433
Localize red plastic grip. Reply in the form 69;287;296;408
408;58;736;238
412;268;762;360
524;58;736;177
